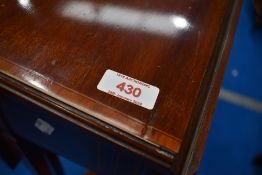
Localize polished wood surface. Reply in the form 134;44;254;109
0;0;242;174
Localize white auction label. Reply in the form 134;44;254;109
97;70;160;110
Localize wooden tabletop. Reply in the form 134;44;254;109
0;0;242;174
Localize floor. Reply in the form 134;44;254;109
1;0;262;174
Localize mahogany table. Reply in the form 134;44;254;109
0;0;242;174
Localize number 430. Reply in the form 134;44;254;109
116;82;142;98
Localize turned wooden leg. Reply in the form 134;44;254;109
254;0;262;24
45;151;65;175
0;132;22;169
18;139;64;175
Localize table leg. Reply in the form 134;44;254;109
254;0;262;24
18;139;64;175
0;132;22;169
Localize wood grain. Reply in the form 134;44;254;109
0;0;242;174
